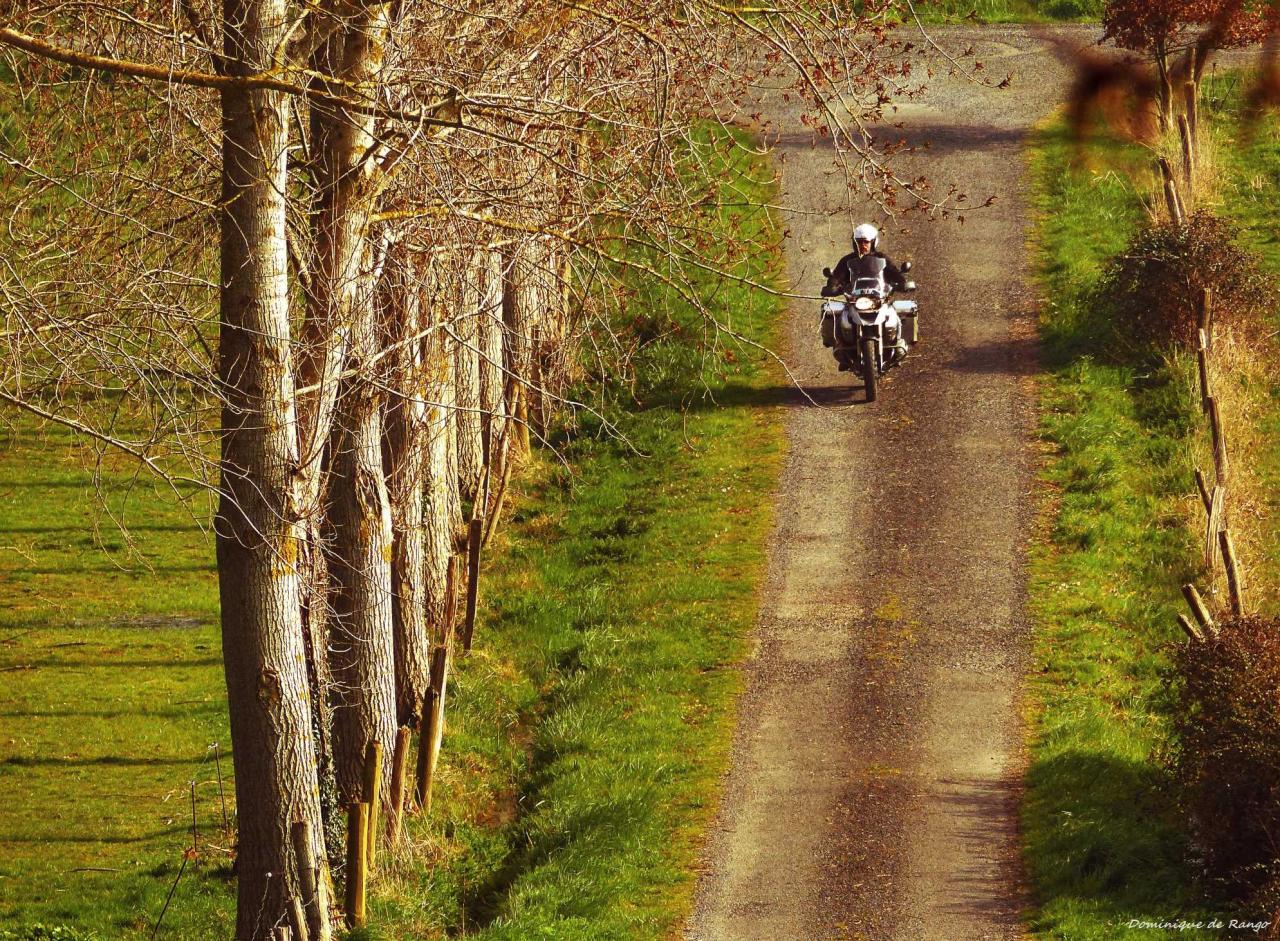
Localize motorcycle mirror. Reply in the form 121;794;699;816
901;261;913;272
822;266;832;278
905;281;917;291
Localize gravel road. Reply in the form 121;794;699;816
686;26;1093;941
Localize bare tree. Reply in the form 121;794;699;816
0;3;971;936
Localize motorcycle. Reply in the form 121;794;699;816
819;261;917;402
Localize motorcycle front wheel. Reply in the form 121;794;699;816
861;337;878;402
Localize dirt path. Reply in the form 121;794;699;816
686;26;1090;941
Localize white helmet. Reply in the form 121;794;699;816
852;223;879;252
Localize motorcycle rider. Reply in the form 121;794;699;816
821;223;909;370
822;223;906;297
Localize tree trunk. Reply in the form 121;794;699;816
324;365;398;805
477;249;507;466
454;254;485;499
309;4;397;807
381;251;431;725
503;242;539;456
217;0;331;936
422;265;463;645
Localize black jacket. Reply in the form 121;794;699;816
821;250;905;296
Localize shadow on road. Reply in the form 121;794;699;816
671;381;871;411
947;335;1041;377
765;123;1026;156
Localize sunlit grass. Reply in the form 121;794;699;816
1022;119;1219;939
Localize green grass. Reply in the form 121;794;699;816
1022;123;1222;938
909;0;1101;24
0;128;786;939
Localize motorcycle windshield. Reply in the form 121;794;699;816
852;254;887;280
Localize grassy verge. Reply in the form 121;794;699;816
0;129;786;939
369;127;786;939
1021;124;1220;938
1201;70;1280;615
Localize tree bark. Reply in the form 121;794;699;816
422;266;463;645
477;249;507;465
309;3;397;807
454;254;485;499
381;250;431;725
503;241;541;456
217;0;331;936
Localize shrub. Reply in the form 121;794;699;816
1169;614;1280;910
1041;0;1102;19
1099;211;1276;348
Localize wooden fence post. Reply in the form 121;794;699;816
1184;80;1198;138
1182;584;1216;636
1208;396;1229;484
345;803;368;929
1198;288;1213;351
1194;468;1211;514
387;726;411;845
362;742;383;873
1219;529;1246;618
1196;340;1211;413
1176;613;1204;642
289;897;309;941
415;645;451;814
1205;485;1224;567
414;684;437;811
291;821;325;941
1178;114;1195;187
1158;157;1184;225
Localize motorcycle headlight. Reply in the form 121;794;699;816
854;296;879;312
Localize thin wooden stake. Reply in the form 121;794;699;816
463;517;482;652
291;821;321;941
1184;80;1198;138
443;554;459;645
482;435;516;550
1177;613;1205;642
189;781;199;860
1158;156;1184;225
1182;583;1216;636
1208;396;1229;483
275;926;292;941
1178;113;1195;186
1205;485;1225;567
289;895;309;941
211;743;229;832
416;645;450;814
362;742;383;873
414;684;438;810
1219;529;1246;617
345;803;368;929
1194;468;1211;514
387;726;411;845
